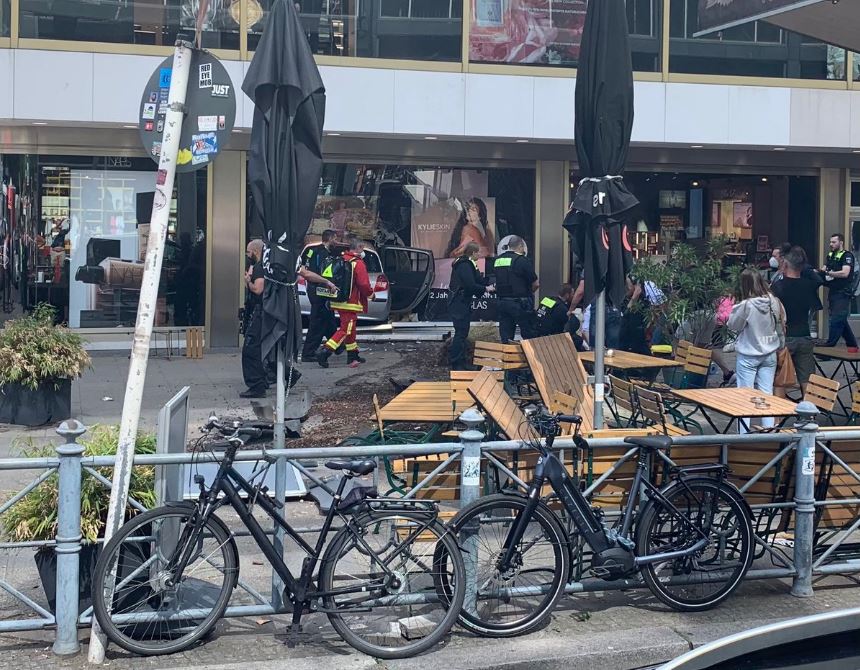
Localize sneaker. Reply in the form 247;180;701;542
848;347;859;354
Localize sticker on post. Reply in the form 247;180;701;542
191;133;218;157
156;119;164;133
148;91;157;103
151;141;162;157
156;169;168;186
142;103;156;120
462;456;480;487
801;455;815;475
159;68;172;88
218;115;226;131
144;121;154;132
197;115;218;132
199;63;213;88
191;153;210;166
211;84;231;98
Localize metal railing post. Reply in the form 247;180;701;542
791;401;818;598
53;420;87;656
458;408;485;616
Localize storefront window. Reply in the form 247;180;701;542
248;163;535;321
3;154;207;329
19;0;240;49
469;0;661;72
669;0;844;80
568;170;818;279
248;0;462;61
0;0;10;37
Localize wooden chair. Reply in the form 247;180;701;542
636;387;688;438
472;341;528;370
815;429;860;549
804;374;840;424
608;375;640;428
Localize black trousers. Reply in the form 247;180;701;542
241;307;267;392
826;294;858;348
303;298;337;357
497;297;535;343
448;299;471;370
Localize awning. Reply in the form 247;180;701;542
696;0;860;54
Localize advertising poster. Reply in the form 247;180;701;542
733;202;752;229
697;0;802;34
470;0;587;65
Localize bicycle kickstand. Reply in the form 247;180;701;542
284;604;304;648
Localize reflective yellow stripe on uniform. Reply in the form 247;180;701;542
346;343;359;351
540;297;557;308
494;257;513;268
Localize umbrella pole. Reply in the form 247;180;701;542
592;290;606;429
88;36;193;665
271;339;287;610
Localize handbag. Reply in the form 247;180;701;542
774;346;797;388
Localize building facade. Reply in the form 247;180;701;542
0;0;858;348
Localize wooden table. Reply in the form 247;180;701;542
580;351;684;370
814;347;860;417
670;387;798;434
376;382;458;424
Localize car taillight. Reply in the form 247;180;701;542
374;274;389;293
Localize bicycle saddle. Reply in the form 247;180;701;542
624;435;673;451
325;459;377;476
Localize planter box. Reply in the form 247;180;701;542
0;379;71;427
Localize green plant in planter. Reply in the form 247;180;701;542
0;304;91;390
3;426;156;544
631;237;737;346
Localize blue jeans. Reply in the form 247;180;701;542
735;351;777;433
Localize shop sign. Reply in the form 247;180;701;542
138;50;237;173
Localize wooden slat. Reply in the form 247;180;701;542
684;345;712;376
472;341;527;369
671;387;798;419
580;350;684;370
804;374;840;413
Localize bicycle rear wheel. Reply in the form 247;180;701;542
92;503;238;656
320;511;465;659
637;478;753;611
450;494;569;637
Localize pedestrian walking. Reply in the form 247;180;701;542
772;246;822;393
727;268;786;433
240;239;268;398
316;236;373;369
493;235;539;343
818;233;858;352
300;229;339;362
447;242;489;371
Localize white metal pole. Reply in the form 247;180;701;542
87;37;193;665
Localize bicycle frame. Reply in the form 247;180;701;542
499;443;712;572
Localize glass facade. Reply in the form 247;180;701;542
19;0;240;49
669;0;844;80
0;0;9;37
470;0;660;72
249;163;535;320
248;0;463;60
1;154;207;329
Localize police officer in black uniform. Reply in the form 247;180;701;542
448;242;489;370
534;284;573;337
300;229;338;362
493;235;538;343
241;239;268;398
820;232;859;350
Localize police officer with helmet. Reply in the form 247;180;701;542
493;235;539;343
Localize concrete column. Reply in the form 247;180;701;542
536;160;568;297
819;168;850;341
208;150;244;348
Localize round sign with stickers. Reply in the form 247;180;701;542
139;49;237;173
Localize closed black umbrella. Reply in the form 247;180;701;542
563;0;637;427
563;0;637;310
243;0;326;362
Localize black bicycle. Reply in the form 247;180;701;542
448;408;754;637
92;416;465;659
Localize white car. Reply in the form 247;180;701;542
297;242;434;323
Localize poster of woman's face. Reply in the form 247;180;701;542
733;202;753;229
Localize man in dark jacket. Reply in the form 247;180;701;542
534;284;574;337
300;229;338;362
448;242;488;370
493;235;539;343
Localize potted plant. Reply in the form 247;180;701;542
2;426;156;614
0;304;91;427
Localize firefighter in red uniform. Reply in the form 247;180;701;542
316;236;373;368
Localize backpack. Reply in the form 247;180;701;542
318;254;353;301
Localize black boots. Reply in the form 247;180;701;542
347;350;366;367
316;347;333;368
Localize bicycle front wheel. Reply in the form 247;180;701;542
319;511;465;659
92;503;239;656
450;494;569;637
637;478;753;611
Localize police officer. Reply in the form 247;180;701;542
820;232;859;351
300;229;338;362
240;239;267;398
493;235;538;343
448;242;489;370
535;284;573;337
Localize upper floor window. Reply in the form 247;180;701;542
20;0;240;49
249;0;462;61
669;0;845;80
469;0;661;73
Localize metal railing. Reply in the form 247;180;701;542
0;402;859;656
